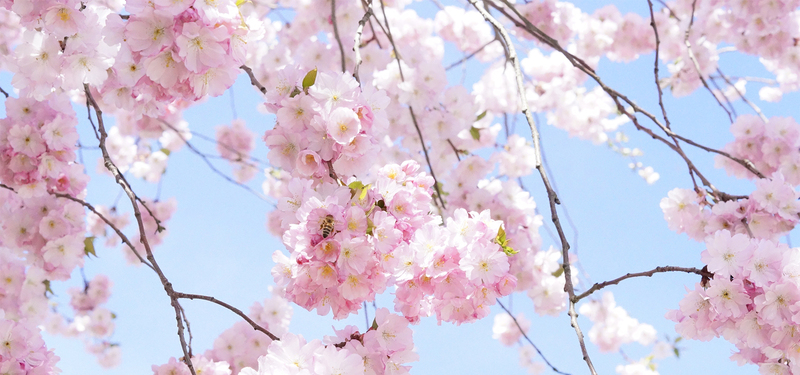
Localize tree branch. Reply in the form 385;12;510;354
573;266;712;302
240;65;267;95
466;1;595;374
331;0;347;73
84;84;197;375
377;0;447;211
496;300;571;375
353;0;374;83
174;292;279;341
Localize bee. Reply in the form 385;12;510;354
320;214;335;238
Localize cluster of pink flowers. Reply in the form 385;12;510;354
663;118;800;372
579;292;657;353
0;96;83;198
0;311;61;375
44;274;119;368
661;173;800;243
666;229;800;373
240;308;416;375
204;293;292;374
215;119;258;183
262;68;388;178
716;115;800;184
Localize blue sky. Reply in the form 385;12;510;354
10;0;798;374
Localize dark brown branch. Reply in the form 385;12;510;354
331;0;347;73
574;266;712;302
84;84;197;375
240;65;267;95
497;300;571;375
0;86;8;98
466;1;594;374
175;292;279;341
492;0;765;184
682;0;734;123
52;192;155;270
378;0;447;211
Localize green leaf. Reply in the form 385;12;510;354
84;236;96;257
495;226;517;256
475;110;487;122
348;181;365;191
359;184;370;201
235;0;248;6
674;336;682;343
469;126;480;141
302;68;318;92
111;312;118;319
673;348;680;358
160;148;171;156
370;318;378;331
289;87;302;98
42;280;54;297
552;267;564;278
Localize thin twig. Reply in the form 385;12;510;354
444;39;495;71
174;292;279;341
84;84;197;375
353;1;374;83
158;120;270;203
682;0;734;123
378;0;447;210
52;192;155;270
646;0;671;130
446;139;462;161
497;300;570;375
331;0;347;73
466;1;595;374
574;266;712;301
0;86;8;98
492;0;765;183
716;68;769;123
240;65;267;95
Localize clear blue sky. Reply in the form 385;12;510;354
8;0;797;374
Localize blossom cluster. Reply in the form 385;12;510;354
716;115;800;184
45;274;120;368
0;311;61;375
662;115;800;372
215;119;258;183
240;308;416;375
204;292;292;374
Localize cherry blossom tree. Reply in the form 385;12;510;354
1;0;800;374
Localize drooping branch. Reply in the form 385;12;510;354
158;120;271;203
353;0;374;83
496;300;571;375
51;192;155;270
466;2;595;374
444;38;496;71
377;0;447;211
682;0;734;123
716;68;769;123
490;0;765;183
84;84;197;375
331;0;347;73
175;292;280;341
573;266;713;302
